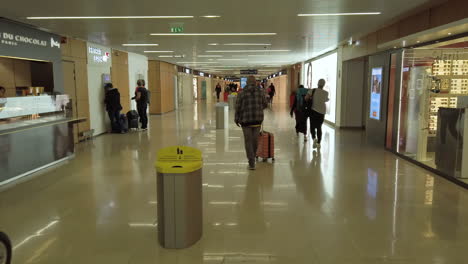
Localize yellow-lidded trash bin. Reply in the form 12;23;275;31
156;146;203;249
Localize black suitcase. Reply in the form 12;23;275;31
119;114;129;133
127;110;139;129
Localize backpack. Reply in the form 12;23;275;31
301;89;316;115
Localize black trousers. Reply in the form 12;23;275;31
107;110;121;132
137;104;148;129
216;92;221;100
309;110;325;143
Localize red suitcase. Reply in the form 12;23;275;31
256;131;275;162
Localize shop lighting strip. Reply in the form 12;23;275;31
298;12;381;16
27;16;194;19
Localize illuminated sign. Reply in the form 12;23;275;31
0;32;60;49
370;67;383;120
88;46;110;63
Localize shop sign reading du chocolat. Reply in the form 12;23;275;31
0;31;60;49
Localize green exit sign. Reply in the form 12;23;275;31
171;27;184;33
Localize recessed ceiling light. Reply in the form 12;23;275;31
417;41;421;43
144;51;174;53
150;33;277;36
448;32;452;35
298;12;381;16
206;50;290;53
208;43;219;46
158;55;175;58
224;43;272;46
27;16;194;20
123;44;159;46
197;55;223;57
201;15;221;18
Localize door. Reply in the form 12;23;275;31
201;80;207;100
62;61;79;143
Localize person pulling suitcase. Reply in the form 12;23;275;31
235;76;269;170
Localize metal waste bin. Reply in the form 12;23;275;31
216;103;229;129
228;94;237;109
156;146;203;249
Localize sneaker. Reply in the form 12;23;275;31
141;128;148;131
248;165;256;170
313;139;318;149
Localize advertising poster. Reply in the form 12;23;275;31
240;77;247;89
370;67;383;120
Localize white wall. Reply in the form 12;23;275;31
87;42;112;136
128;52;149;111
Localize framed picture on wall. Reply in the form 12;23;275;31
370;67;383;120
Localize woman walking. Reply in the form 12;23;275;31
305;79;329;148
290;85;309;141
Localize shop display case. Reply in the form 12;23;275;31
0;94;84;186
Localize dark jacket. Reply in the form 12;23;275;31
135;86;149;106
104;88;122;112
235;84;268;126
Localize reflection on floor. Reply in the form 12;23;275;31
1;102;468;264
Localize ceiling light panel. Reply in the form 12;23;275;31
198;55;223;57
144;51;174;53
201;15;221;18
123;44;159;46
27;16;194;19
150;33;277;36
224;43;272;46
206;50;290;53
297;12;381;16
217;59;248;61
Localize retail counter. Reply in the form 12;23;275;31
0;95;85;186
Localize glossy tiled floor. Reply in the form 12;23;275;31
1;102;468;264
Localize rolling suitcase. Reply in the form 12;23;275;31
256;130;275;162
127;110;139;130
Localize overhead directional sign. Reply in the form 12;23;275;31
240;69;258;75
170;23;184;33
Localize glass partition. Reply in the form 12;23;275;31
396;45;468;183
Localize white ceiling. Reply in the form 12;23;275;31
2;0;443;76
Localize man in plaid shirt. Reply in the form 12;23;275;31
235;76;268;170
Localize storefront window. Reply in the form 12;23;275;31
396;41;468;183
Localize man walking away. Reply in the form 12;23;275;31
305;79;329;149
133;79;149;131
268;83;276;105
215;83;222;102
104;83;123;133
235;76;268;170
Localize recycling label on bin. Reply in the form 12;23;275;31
156;146;203;173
